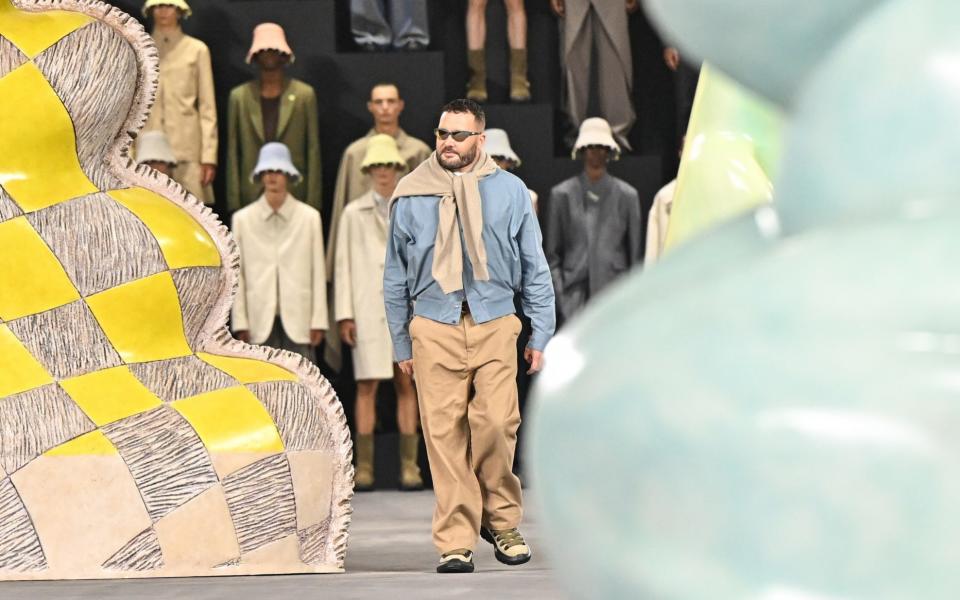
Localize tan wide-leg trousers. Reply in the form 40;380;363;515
562;0;636;147
172;161;214;205
410;313;524;554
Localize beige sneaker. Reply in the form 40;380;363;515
480;527;531;566
437;549;474;573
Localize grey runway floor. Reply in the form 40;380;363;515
0;490;567;600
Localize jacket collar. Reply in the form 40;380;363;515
255;193;297;221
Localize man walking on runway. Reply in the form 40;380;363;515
384;99;555;573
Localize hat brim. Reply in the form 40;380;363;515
245;47;296;65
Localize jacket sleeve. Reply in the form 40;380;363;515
311;211;329;331
383;200;413;362
305;88;323;211
645;201;661;263
333;209;354;323
543;187;565;318
231;216;249;332
326;148;353;280
197;43;218;165
626;189;643;266
225;90;240;214
516;187;557;352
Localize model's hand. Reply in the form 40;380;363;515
625;0;640;13
235;330;250;343
201;163;217;186
524;347;544;374
339;320;357;347
398;360;415;377
310;329;325;346
664;47;681;71
550;0;565;18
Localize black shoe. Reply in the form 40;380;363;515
400;41;428;51
358;42;385;53
480;527;531;566
436;549;474;573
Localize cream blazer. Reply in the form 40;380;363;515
231;195;328;344
334;192;394;380
645;179;677;264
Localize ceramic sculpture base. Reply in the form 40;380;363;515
0;0;352;579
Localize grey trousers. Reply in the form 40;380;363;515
265;317;314;362
561;0;635;148
350;0;429;48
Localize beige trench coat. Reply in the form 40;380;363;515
326;128;431;278
334;192;394;380
231;194;328;345
145;28;218;203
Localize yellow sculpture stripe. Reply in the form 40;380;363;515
0;62;98;211
60;366;163;426
0;324;52;398
197;352;298;384
0;0;94;59
44;430;118;456
0;217;81;320
172;386;284;454
85;271;193;363
108;188;221;269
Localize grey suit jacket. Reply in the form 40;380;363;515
544;172;643;320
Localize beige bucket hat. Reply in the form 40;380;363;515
361;134;406;173
572;117;620;159
246;23;295;64
136;131;177;166
485;128;522;167
142;0;191;19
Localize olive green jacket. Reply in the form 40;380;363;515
226;78;321;213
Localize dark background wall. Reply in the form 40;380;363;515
105;0;686;486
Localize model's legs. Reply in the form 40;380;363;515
354;379;380;491
505;0;530;101
391;0;430;49
350;0;391;48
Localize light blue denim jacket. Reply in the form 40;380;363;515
384;169;556;362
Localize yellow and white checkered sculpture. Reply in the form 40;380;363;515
0;0;351;579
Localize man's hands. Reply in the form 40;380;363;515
398;359;414;377
663;47;681;71
339;319;357;347
625;0;641;14
201;163;217;187
550;0;564;17
309;329;325;346
524;347;544;374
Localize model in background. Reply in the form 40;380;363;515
328;83;431;279
135;130;178;177
226;23;322;213
551;0;640;149
465;0;530;103
335;135;422;493
143;0;218;204
485;127;537;212
664;45;701;147
544;117;642;323
384;100;555;573
351;0;429;52
232;143;328;359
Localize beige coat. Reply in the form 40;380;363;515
645;179;676;263
145;28;218;202
334;191;394;380
231;194;328;344
326;128;431;277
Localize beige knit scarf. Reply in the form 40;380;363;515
390;151;499;293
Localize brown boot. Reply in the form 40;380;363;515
354;433;375;492
509;48;531;103
399;433;424;491
467;49;488;103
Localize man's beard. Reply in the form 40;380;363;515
438;146;478;171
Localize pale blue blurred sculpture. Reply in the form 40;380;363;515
528;1;960;598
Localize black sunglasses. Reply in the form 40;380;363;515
434;128;483;142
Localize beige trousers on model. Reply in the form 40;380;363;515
562;0;636;148
410;313;524;554
172;161;214;205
